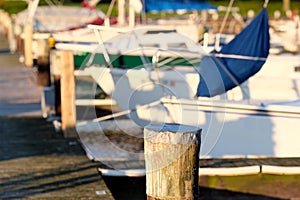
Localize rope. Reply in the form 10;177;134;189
214;53;267;61
77;99;162;126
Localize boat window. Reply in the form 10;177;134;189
145;30;176;34
140;43;160;48
167;43;188;50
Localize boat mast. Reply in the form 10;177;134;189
129;0;135;27
118;0;126;26
283;0;290;13
26;0;40;24
263;0;269;8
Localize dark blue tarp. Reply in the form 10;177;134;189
197;8;270;97
143;0;217;13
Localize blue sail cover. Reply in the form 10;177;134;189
197;8;270;97
143;0;216;13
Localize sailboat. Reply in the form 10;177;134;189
77;4;300;159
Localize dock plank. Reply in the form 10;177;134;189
0;117;114;200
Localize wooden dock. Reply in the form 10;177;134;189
0;117;114;200
0;28;114;199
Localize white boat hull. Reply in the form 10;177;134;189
77;24;300;159
136;98;300;159
84;65;300;158
84;65;200;111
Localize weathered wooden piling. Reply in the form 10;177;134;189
24;24;33;67
60;50;77;138
50;50;77;137
0;11;9;38
144;123;201;200
36;39;51;86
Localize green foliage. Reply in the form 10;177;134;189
96;2;118;17
2;0;300;18
1;0;81;14
2;1;27;14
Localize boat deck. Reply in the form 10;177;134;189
76;118;300;177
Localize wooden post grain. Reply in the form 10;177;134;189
60;50;77;138
144;123;201;200
24;24;33;67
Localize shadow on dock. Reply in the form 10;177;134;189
0;117;84;161
1;161;101;199
0;117;113;199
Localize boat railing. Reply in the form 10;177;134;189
87;25;153;67
87;25;129;67
151;48;203;70
87;25;129;36
87;24;205;69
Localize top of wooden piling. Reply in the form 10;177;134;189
145;123;202;133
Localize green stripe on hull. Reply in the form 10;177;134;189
74;52;200;69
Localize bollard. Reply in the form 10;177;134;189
144;123;201;200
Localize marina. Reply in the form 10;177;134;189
1;0;300;199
